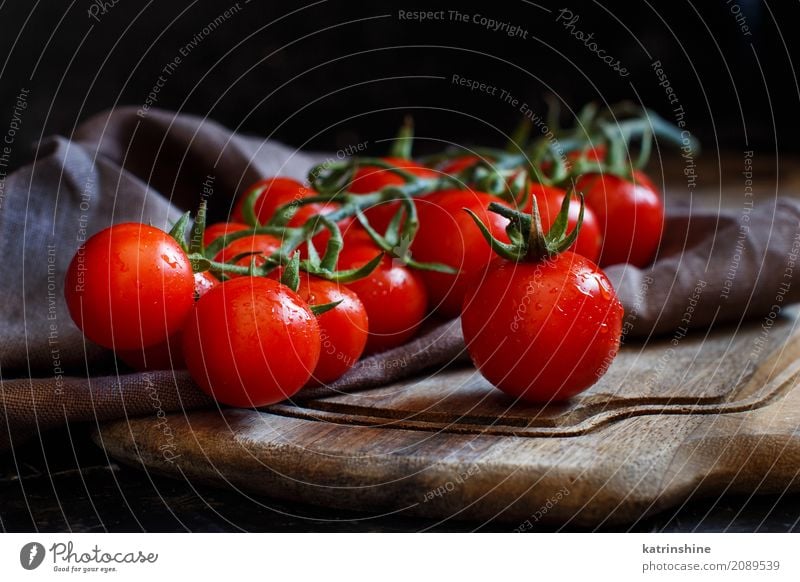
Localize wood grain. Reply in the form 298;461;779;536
93;312;800;526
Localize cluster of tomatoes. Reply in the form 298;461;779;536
64;108;680;407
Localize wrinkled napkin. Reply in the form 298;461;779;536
1;107;799;451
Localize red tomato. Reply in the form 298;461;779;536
337;242;427;354
231;178;348;259
439;155;481;175
411;189;510;318
462;253;623;402
349;157;439;233
232;177;330;226
183;277;321;407
540;145;606;175
349;157;437;194
524;184;602;263
117;272;219;371
213;234;283;273
203;222;249;247
575;171;663;267
192;271;218;300
64;223;195;350
117;333;184;371
294;274;368;384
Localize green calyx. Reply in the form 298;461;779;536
278;250;342;316
466;187;584;263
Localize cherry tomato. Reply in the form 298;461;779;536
231;178;351;260
203;222;249;247
117;333;184;371
117;271;220;371
183;277;321;407
337;242;427;354
192;271;218;300
295;274;369;384
411;189;510;318
213;234;283;273
349;157;438;233
349;157;437;194
462;252;623;402
64;223;195;350
439;155;481;175
575;170;663;268
232;177;330;227
524;184;602;263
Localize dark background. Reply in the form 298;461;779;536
0;0;797;172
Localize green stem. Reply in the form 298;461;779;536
389;116;415;160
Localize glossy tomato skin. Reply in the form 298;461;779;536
117;332;185;371
525;184;602;264
203;222;249;247
213;234;283;273
349;157;437;194
64;223;195;351
439;155;482;176
575;171;663;268
183;277;321;408
232;177;330;227
118;271;219;371
411;190;510;318
462;253;623;402
294;275;369;384
337;243;427;354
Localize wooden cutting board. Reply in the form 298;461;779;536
94;311;800;526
